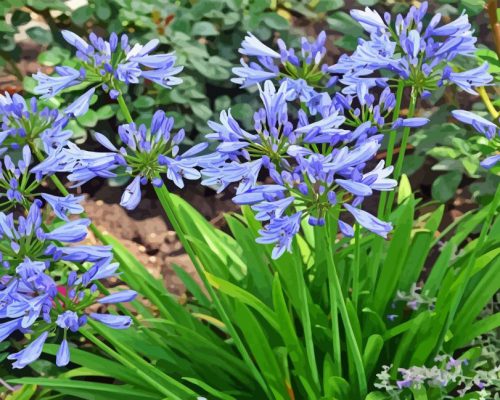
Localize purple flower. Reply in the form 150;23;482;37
8;331;48;369
120;176;142;211
451;110;499;140
98;290;137;304
256;213;302;259
34;30;183;100
64;87;95;117
56;339;70;367
480;154;500;169
90;313;132;329
344;204;392;238
41;193;85;221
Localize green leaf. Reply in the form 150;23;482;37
431;171;461;203
77;109;98;128
363;335;383;378
191;102;212;120
38;47;69;67
96;104;115;120
26;27;53;45
427;146;460;159
95;0;112;20
192;21;219;36
72;6;94;26
262;13;289;30
397;174;412;204
133;96;155;110
11;10;31;26
8;378;158;400
207;273;279;331
327;12;364;36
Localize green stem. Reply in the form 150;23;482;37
352;224;361;310
326;218;367;397
153;183;271;397
435;184;500;354
117;94;134;123
377;81;405;218
384;86;418;217
116;94;268;394
324;209;342;377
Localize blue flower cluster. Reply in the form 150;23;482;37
0;200;136;368
34;111;207;210
232;31;336;111
0;92;82;155
329;2;493;97
200;79;397;258
33;30;183;104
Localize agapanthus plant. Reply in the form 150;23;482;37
33;110;207;210
200;79;397;258
33;30;183;104
0;92;84;155
0;200;136;368
329;2;493;98
232;31;334;90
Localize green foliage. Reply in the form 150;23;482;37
7;190;498;400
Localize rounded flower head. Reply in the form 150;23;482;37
0;201;135;369
232;31;332;93
32;111;207;211
0;92;73;153
33;30;183;102
201;79;397;258
329;2;492;97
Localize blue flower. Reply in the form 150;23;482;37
0;92;70;153
33;30;183;100
344;204;392;238
451;110;498;140
330;2;489;97
480;154;500;169
239;32;281;59
0;200;135;369
8;331;48;369
443;63;492;95
98;290;137;304
256;212;302;259
33;67;82;98
90;313;132;329
232;32;332;90
56;339;70;367
64;87;96;117
350;7;387;34
41;193;85;221
120;175;142;210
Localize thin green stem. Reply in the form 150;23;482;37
352;223;361;310
435;184;500;354
384;86;418;217
153;183;271;397
117;94;134;123
377;80;405;218
293;242;320;388
325;218;367;397
323;209;342;377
